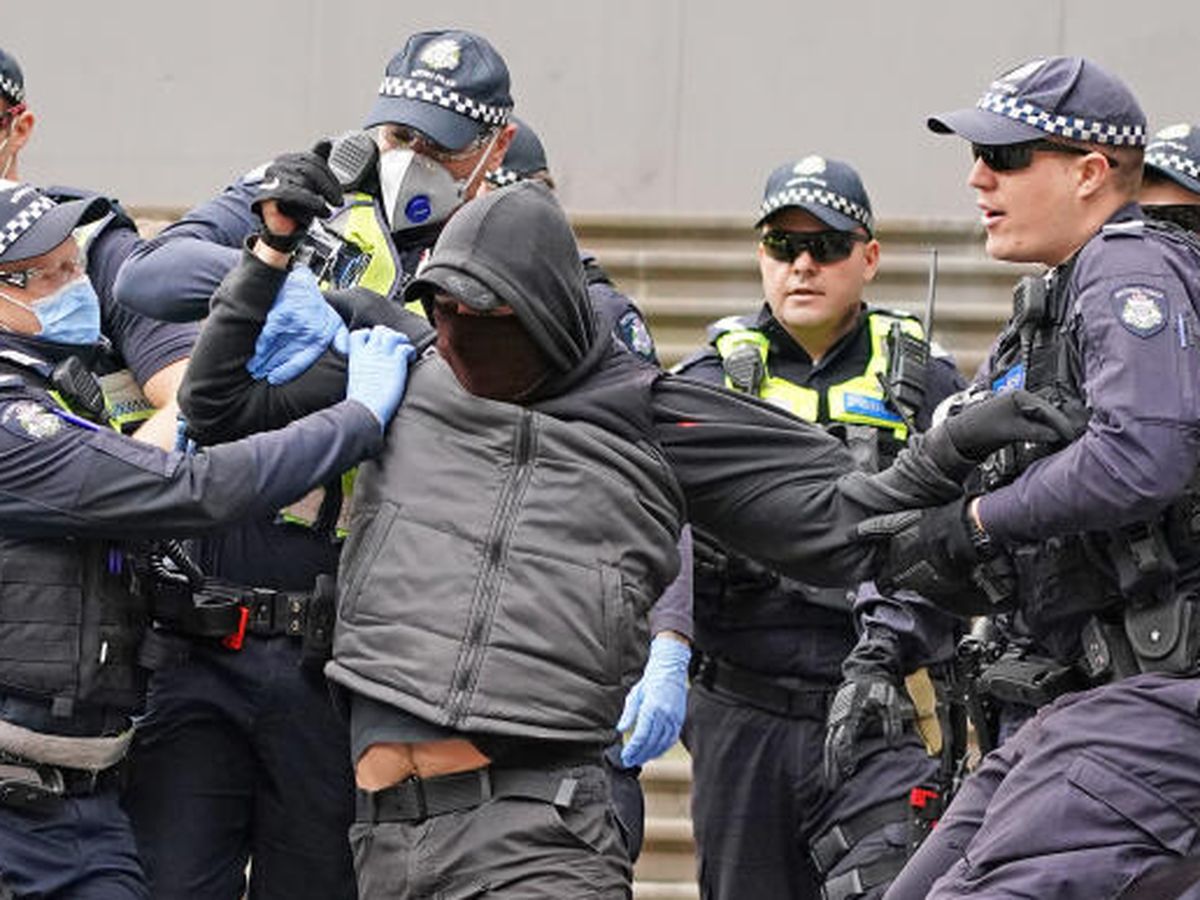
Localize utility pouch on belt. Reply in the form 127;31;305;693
1079;615;1140;683
1124;592;1200;676
976;650;1081;708
301;574;337;671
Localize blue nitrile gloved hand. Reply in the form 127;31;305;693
247;267;350;385
617;634;691;767
345;325;415;431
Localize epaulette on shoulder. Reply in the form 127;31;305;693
670;346;719;375
705;313;753;343
1101;219;1146;239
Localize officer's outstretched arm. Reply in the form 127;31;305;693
0;322;411;541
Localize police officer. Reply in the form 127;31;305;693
0;49;32;181
0;45;194;446
0;182;411;899
1142;122;1200;230
673;157;965;900
865;57;1200;899
113;29;515;322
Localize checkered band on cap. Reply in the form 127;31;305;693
0;194;54;257
378;77;511;127
760;187;874;232
976;91;1145;146
1145;149;1200;182
486;167;519;187
0;74;22;105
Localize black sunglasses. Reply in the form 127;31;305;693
971;139;1119;173
760;229;868;265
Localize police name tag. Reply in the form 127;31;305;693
1112;285;1167;338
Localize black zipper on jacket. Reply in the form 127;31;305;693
447;411;536;725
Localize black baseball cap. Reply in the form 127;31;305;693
1144;123;1200;196
406;266;501;312
485;117;549;188
0;182;108;264
364;30;513;152
756;155;874;235
0;48;23;108
928;56;1146;147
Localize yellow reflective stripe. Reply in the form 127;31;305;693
713;326;818;420
826;312;925;440
322;193;401;299
46;390;120;431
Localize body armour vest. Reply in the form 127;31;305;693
327;356;684;743
692;309;924;678
984;220;1200;666
0;358;146;720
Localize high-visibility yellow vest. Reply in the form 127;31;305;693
712;310;924;440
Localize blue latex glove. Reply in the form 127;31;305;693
247;267;349;385
345;325;415;431
617;634;691;767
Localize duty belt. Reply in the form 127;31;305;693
693;653;835;720
0;752;124;812
355;765;595;825
150;580;315;650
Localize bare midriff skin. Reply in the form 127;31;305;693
355;739;492;790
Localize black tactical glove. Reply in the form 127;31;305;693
251;140;342;252
919;389;1079;482
857;498;1016;617
823;671;914;789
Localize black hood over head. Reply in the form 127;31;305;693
404;181;660;443
404;181;595;374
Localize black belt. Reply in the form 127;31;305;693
355;765;590;825
151;581;314;647
0;755;124;812
694;654;834;720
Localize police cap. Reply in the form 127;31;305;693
928;56;1146;147
364;30;513;152
756;155;874;235
0;182;108;264
1145;123;1200;196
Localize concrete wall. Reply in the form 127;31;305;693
6;2;1198;220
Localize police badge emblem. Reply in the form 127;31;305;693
1;400;64;439
419;39;462;72
1113;285;1167;337
793;156;826;176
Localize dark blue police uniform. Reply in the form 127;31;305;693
678;300;964;900
886;57;1200;900
0;185;386;899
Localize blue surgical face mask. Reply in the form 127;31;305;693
0;275;102;345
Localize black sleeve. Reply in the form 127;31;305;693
178;248;351;444
654;375;967;587
654;375;878;585
0;382;382;541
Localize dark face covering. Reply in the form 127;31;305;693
1144;203;1200;235
434;303;555;402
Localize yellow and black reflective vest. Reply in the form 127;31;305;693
711;308;925;441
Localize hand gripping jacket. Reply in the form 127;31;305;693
0;352;147;720
327;356;684;742
983;219;1200;678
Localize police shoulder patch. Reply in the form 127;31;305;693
1;400;65;440
618;310;657;362
1112;285;1167;337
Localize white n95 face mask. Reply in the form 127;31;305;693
377;149;463;234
